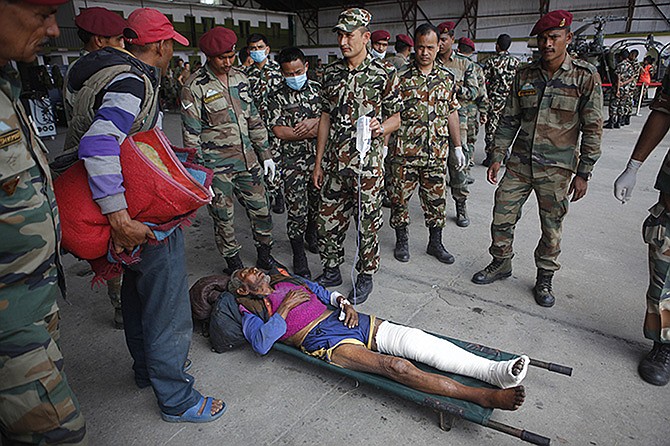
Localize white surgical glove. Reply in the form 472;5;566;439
613;159;643;203
452;146;467;171
263;159;276;182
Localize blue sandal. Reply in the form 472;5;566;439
161;396;226;423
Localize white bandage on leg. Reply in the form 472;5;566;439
375;321;529;389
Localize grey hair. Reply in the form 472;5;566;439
227;269;246;294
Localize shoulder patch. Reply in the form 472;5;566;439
572;58;597;73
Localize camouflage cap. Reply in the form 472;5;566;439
332;8;372;33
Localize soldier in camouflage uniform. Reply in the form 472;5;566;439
182;27;283;273
622;49;641;124
482;34;519;167
313;8;402;304
266;47;322;279
390;23;465;265
614;65;670;386
0;0;87;443
386;34;413;70
437;21;479;227
245;33;286;214
472;10;603;308
605;49;634;129
457;37;489;179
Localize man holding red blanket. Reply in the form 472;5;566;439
67;8;225;423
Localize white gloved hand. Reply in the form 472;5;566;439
614;159;643;203
263;159;276;182
452;146;467;171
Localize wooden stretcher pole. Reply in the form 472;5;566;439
485;420;551;445
529;358;572;376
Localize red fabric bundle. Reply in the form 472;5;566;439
55;128;212;262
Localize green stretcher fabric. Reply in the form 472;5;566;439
272;331;517;426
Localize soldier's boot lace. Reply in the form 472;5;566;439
316;266;342;287
426;226;455;264
471;257;512;284
455;200;470;227
393;226;410;262
533;269;556;307
224;253;244;275
305;220;319;254
639;342;670;386
290;237;311;279
256;244;287;271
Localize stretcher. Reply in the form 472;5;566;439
273;332;572;446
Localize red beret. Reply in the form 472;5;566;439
458;37;475;51
23;0;69;4
438;21;456;34
75;7;127;37
371;30;391;43
396;34;414;47
530;10;573;36
199;27;238;57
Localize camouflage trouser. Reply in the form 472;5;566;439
448;124;469;202
622;85;635;116
318;171;383;274
485;99;506;154
642;201;670;343
208;166;273;258
0;310;87;445
608;91;626;119
489;164;572;271
462;103;480;166
389;158;447;229
283;154;320;240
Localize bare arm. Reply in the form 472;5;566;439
630;111;670;162
447;110;461;147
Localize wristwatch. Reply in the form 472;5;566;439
378;124;385;137
576;172;592;181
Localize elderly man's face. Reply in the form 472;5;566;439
237;267;270;293
0;1;60;64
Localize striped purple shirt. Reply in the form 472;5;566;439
78;72;158;214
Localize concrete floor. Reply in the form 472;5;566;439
43;110;669;446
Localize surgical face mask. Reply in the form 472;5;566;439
285;73;307;91
250;49;267;63
371;48;386;59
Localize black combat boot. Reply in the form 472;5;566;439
305;220;319;254
426;226;455;264
256;244;287;271
638;342;670;386
604;116;618;129
471;257;512;284
455;200;470;227
272;190;285;214
394;226;410;262
224;253;244;274
482;152;492;167
533;269;556;307
290;238;311;279
348;273;373;304
316;266;342;287
622;115;631;126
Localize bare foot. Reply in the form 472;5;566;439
194;397;224;416
480;385;526;410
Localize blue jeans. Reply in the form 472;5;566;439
121;229;201;415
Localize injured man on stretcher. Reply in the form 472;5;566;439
229;267;528;410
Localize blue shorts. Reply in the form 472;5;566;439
301;311;375;362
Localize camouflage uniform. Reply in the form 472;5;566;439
319;54;402;274
265;79;322;239
438;51;478;202
0;65;86;444
387;53;410;71
390;61;460;228
181;64;274;258
460;55;488;165
246;60;285;197
609;59;635;121
482;51;519;154
642;68;670;343
624;59;641;117
489;54;603;271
